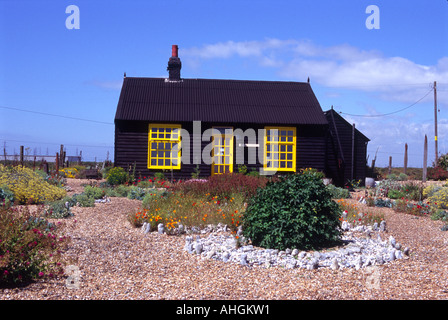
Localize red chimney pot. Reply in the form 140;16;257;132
172;45;178;57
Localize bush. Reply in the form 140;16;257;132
387;189;406;199
427;187;448;210
83;185;105;200
326;184;351;199
427;167;448;180
59;167;78;179
0;165;66;204
423;184;442;198
114;184;130;197
0;185;15;208
106;167;129;186
127;186;147;200
71;193;95;207
44;198;73;219
242;172;342;251
0;206;70;285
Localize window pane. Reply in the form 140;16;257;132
151;151;157;157
158;159;163;166
158;151;164;158
165;159;171;166
287;161;293;168
287;153;293;160
287;145;293;152
151;159;157;166
158;142;164;149
280;145;286;152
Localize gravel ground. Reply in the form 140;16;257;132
2;179;448;300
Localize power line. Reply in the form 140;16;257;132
0;105;114;125
0;139;113;149
339;88;434;118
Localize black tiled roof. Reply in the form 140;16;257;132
115;77;328;125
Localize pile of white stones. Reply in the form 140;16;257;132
179;220;410;270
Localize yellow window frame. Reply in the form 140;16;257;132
264;126;296;172
148;124;181;170
212;127;233;175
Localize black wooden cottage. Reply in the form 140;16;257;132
324;108;370;186
114;45;369;184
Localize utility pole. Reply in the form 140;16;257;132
434;81;438;166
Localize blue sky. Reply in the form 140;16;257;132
0;0;447;168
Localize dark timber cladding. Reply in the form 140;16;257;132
114;45;368;182
324;108;370;186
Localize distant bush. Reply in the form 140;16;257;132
106;167;129;186
427;166;448;181
59;167;78;179
325;184;351;199
83;185;105;200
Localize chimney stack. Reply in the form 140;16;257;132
167;44;181;81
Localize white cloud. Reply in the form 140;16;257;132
183;39;448;104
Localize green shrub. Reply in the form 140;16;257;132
106;167;129;186
44;198;73;219
83;185;105;199
0;206;70;285
325;184;351;199
114;184;130;197
0;185;14;208
387;189;406;199
242;172;342;251
72;193;95;207
127;186;147;200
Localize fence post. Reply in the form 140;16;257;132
20;145;24;166
56;152;59;176
423;135;428;182
388;156;392;175
404;143;408;175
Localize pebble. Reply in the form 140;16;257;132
182;221;409;270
